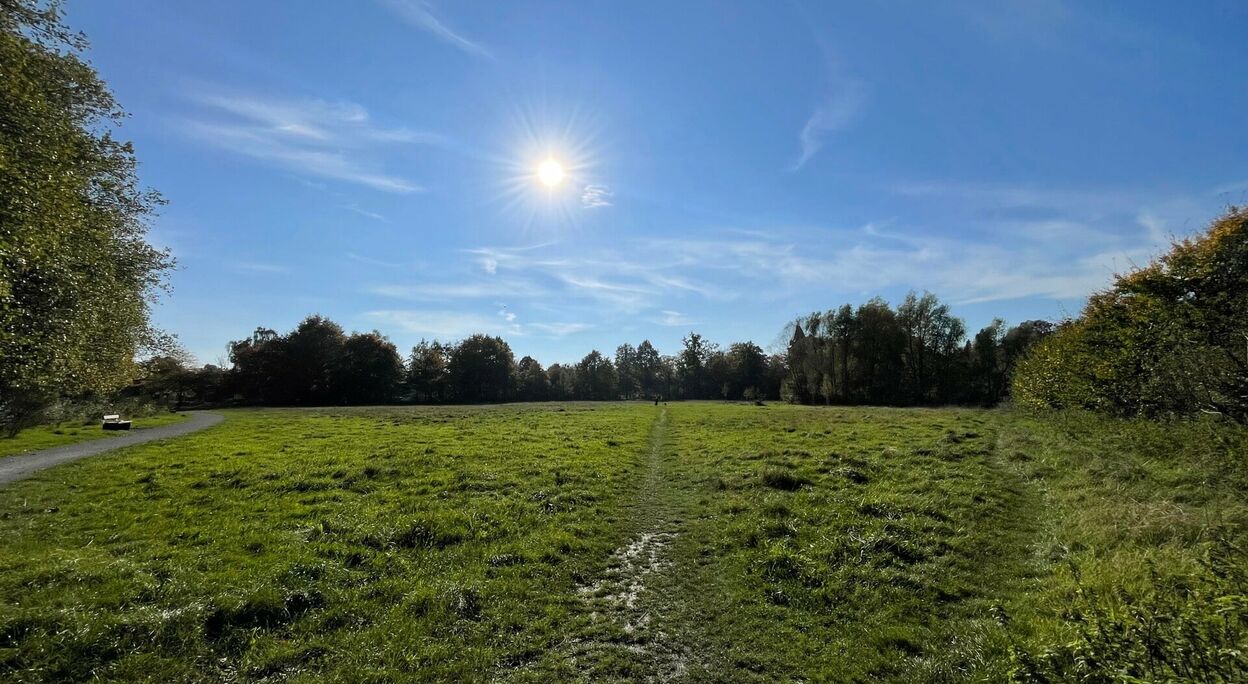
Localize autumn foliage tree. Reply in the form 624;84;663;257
0;0;173;431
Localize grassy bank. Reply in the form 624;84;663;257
0;402;1242;682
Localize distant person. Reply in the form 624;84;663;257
654;395;660;406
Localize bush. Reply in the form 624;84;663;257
1013;207;1248;421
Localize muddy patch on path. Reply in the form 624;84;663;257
578;531;677;631
565;529;688;681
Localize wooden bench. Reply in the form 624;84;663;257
102;414;132;431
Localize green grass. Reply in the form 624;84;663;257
0;402;1243;682
0;412;190;458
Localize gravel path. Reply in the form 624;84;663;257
0;412;224;486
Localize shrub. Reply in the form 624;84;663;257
1013;207;1248;421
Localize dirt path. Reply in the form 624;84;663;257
561;407;693;681
0;412;224;486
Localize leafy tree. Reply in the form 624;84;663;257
1;0;174;431
677;332;712;399
227;328;286;404
407;339;449;402
635;340;663;398
855;297;906;404
764;353;787;400
337;331;403;405
516;355;548;401
786;323;813;403
657;355;679;400
830;304;856;399
546;363;576;400
575;350;617;400
705;349;732;399
614;343;640;399
283;315;346;405
136;353;195;410
780;377;799;403
971;319;1007;404
449;334;515;403
185;364;226;407
819;373;834;406
1002;320;1054;371
897;291;965;403
727;341;767;399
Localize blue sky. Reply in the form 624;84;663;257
69;1;1248;365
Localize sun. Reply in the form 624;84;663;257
537;158;565;187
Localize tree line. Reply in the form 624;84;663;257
137;289;1056;409
159;321;784;407
783;292;1052;406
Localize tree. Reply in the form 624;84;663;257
786;323;812;403
516;355;549;401
614;343;640;399
449;334;515;403
1002;320;1054;371
970;319;1007;404
1;1;174;431
575;350;618;400
780;377;799;403
337;331;403;405
136;353;195;409
830;304;856;400
727;342;767;399
819;373;835;406
854;298;906;404
185;364;226;407
635;340;663;398
283;315;346;405
764;353;787;400
227;327;286;404
897;291;966;403
407;339;449;402
546;363;576;400
678;332;714;399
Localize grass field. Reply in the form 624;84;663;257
0;413;190;458
0;403;1243;682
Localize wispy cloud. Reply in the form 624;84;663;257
364;309;589;339
528;322;593;336
581;184;614;208
234;261;291;274
658;310;695;327
365;310;507;338
464;246;691;314
368;279;551;301
790;81;866;171
379;0;492;58
342;204;388;222
347;252;404;269
177;88;440;193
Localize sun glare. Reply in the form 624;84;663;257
537;158;565;187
